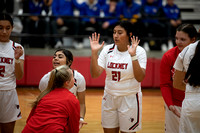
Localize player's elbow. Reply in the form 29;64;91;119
90;72;100;78
173;82;178;89
135;76;145;82
135;70;146;82
173;81;186;91
16;73;24;80
90;67;103;78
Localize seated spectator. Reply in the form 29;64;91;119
22;0;29;14
163;0;182;49
99;0;106;7
22;65;80;133
0;0;14;13
117;0;141;38
79;0;101;36
141;0;163;7
21;0;51;48
43;0;53;15
100;0;120;42
12;0;23;35
140;0;166;51
50;0;82;49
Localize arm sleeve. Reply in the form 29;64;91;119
160;54;174;107
51;0;59;15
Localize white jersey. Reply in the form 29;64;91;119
39;69;86;96
174;41;200;133
0;40;25;90
174;41;200;93
98;44;147;96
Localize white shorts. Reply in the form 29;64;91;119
164;103;181;133
101;92;142;132
179;93;200;133
0;89;22;123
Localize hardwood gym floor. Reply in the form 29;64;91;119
15;87;165;133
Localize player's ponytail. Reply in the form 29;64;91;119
33;65;72;107
184;41;200;87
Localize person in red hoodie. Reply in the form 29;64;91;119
160;23;197;133
22;65;80;133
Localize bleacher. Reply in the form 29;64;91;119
171;0;200;31
9;0;199;87
9;0;200;49
175;0;200;28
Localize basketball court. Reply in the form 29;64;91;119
15;87;165;133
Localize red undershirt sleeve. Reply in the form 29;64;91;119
160;54;174;108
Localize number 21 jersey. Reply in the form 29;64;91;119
98;44;147;96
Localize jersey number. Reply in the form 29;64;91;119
112;71;121;81
0;65;5;77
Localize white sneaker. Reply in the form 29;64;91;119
168;40;174;50
161;44;168;52
54;41;63;48
143;42;150;52
74;42;84;49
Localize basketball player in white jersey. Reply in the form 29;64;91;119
0;13;24;133
90;21;147;133
39;49;87;129
173;40;200;133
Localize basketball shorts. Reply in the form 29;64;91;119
179;93;200;133
164;103;181;133
0;89;22;123
101;91;142;132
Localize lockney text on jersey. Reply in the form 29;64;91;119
107;62;128;69
0;57;14;64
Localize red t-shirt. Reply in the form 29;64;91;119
160;46;185;108
22;88;80;133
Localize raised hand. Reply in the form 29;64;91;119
127;36;140;56
89;32;104;54
14;46;23;59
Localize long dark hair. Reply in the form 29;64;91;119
184;41;200;87
0;13;13;26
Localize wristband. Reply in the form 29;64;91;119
131;55;138;61
80;117;84;122
15;59;20;64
